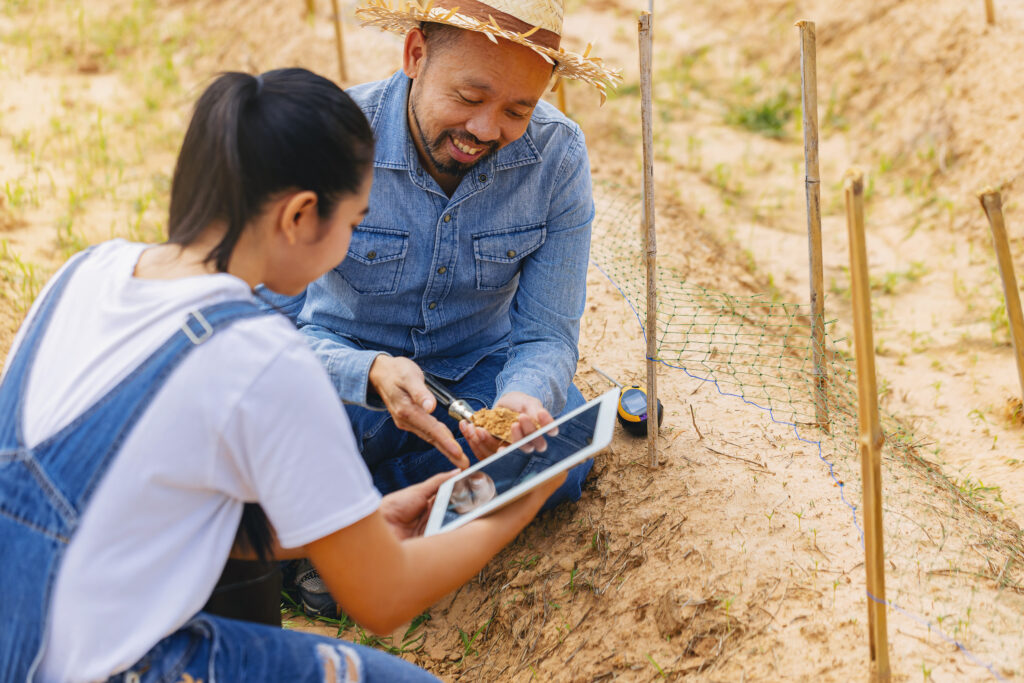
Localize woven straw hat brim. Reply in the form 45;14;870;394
355;1;622;100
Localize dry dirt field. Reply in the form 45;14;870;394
3;0;1024;681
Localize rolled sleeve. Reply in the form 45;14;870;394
496;130;593;414
300;325;390;408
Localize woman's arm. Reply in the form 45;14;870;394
305;471;564;635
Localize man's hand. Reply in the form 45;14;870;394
497;391;556;453
459;391;556;459
379;469;460;539
369;355;469;469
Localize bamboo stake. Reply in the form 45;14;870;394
330;0;348;83
979;188;1024;403
553;78;568;116
639;11;658;467
984;0;996;25
844;168;891;683
797;20;828;432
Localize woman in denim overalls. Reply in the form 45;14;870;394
0;68;563;683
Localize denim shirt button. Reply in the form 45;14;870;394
478;173;487;183
506;249;517;258
443;214;452;223
366;250;377;260
428;302;437;310
437;266;447;274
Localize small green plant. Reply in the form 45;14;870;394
725;89;795;138
956;476;999;503
510;553;541;570
456;617;493;665
0;239;45;313
709;162;743;196
989;300;1009;344
12;129;32;153
3;179;32;209
869;261;928;295
646;653;668;679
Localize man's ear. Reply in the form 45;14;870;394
278;191;319;246
403;27;428;79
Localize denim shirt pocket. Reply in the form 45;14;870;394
335;226;409;295
472;223;547;291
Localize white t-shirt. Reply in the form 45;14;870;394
0;241;381;683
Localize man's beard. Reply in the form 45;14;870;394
410;98;498;177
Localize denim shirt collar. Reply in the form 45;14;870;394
369;71;543;196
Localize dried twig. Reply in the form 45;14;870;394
704;445;766;469
690;404;704;440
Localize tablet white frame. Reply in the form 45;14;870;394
424;389;619;536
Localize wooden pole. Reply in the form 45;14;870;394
844;168;891;682
553;78;568;116
797;20;829;432
979;188;1024;403
639;11;658;467
984;0;996;25
330;0;348;83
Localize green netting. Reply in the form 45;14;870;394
590;184;1024;679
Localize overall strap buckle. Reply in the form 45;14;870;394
181;310;214;345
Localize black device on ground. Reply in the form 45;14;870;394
591;366;664;436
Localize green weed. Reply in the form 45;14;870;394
456;617;493;665
646;652;668;679
869;261;928;295
0;239;45;313
725;89;795;139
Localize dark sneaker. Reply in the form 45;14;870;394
294;559;338;619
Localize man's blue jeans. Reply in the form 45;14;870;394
347;353;593;511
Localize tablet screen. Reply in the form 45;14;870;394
437;401;601;530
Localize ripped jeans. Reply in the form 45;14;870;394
106;613;439;683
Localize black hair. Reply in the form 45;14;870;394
420;21;465;57
168;68;375;272
169;69;374;561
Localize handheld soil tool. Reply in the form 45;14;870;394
423;374;475;422
591;366;664;436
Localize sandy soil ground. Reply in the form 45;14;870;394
3;1;1024;681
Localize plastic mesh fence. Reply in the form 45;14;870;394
590;184;1024;679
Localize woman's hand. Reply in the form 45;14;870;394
368;355;469;469
378;469;460;539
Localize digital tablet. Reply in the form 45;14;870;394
424;389;619;536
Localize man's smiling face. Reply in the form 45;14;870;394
403;26;554;184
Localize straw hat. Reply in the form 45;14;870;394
355;0;622;100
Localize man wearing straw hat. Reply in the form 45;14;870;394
275;0;619;615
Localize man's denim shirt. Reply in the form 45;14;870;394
276;71;594;414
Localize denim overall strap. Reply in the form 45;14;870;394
0;257;268;681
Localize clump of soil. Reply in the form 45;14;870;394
471;407;521;442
